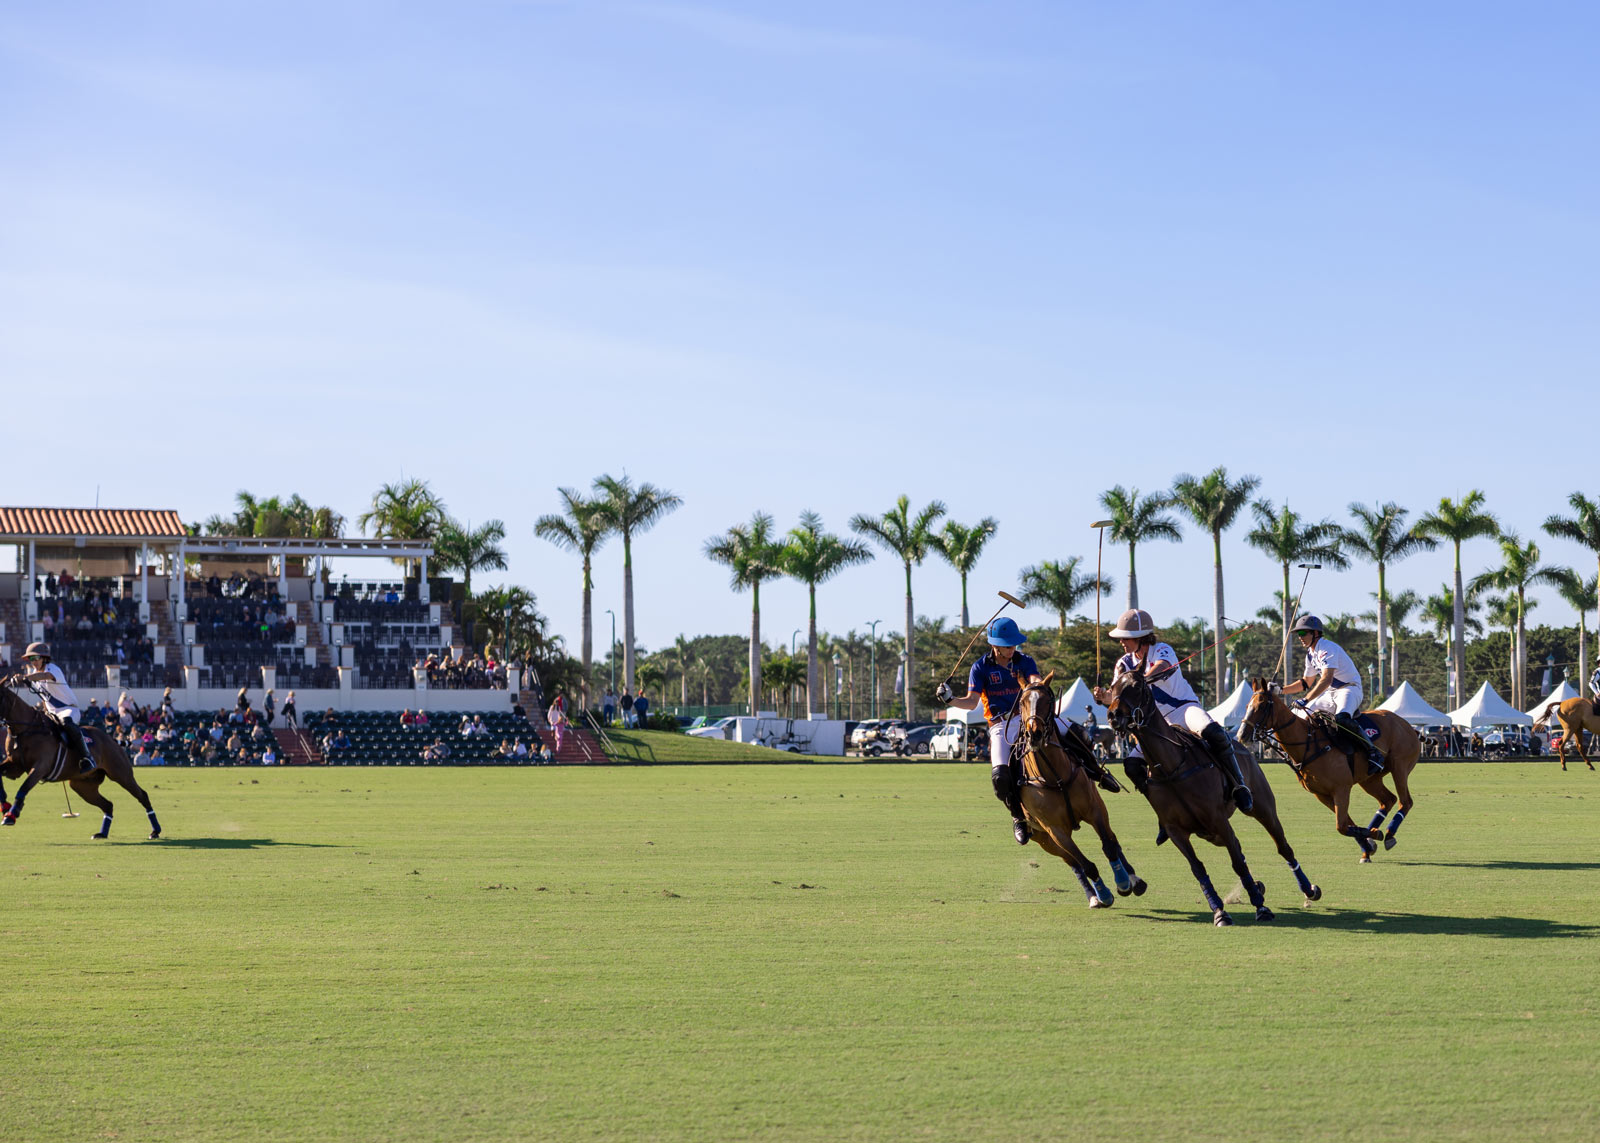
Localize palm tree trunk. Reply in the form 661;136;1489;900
1579;616;1588;700
1127;542;1139;611
1212;530;1225;705
807;583;819;717
903;561;916;722
1515;590;1526;709
749;582;762;717
960;573;970;629
580;555;593;708
1282;562;1293;686
1452;542;1466;709
1390;622;1400;691
622;531;636;692
1376;563;1387;697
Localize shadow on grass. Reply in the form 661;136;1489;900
602;734;658;763
1138;906;1596;939
1400;859;1600;872
144;837;346;850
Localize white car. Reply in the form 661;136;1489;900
686;717;737;741
930;723;968;760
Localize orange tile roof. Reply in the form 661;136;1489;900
0;507;186;540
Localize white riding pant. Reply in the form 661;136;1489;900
44;702;80;725
989;715;1077;770
1297;685;1362;719
1126;701;1214;760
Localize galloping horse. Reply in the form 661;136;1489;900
1532;698;1598;771
1239;677;1418;862
0;679;162;839
1011;676;1146;908
1105;665;1321;925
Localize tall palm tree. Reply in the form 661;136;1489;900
1099;486;1181;611
358;478;448;578
671;635;695;707
1245;500;1349;684
1548;568;1598;698
1470;533;1561;708
1543;493;1600;670
433;518;508;601
1418;492;1499;714
1017;557;1110;632
776;512;873;715
592;474;683;693
850;496;946;721
1342;502;1437;696
1378;588;1421;688
1481;594;1529;702
1168;467;1261;703
704;512;783;716
534;488;613;708
933;518;999;628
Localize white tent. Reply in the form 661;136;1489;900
1376;681;1452;728
1056;677;1109;724
942;705;986;725
1447;682;1533;728
1526;680;1580;720
1207;681;1254;728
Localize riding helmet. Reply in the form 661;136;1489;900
1291;614;1324;635
1109;609;1155;639
986;616;1026;647
22;641;52;660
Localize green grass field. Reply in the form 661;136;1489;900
2;761;1595;1142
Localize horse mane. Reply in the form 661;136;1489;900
0;684;50;730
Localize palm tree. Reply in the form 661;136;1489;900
1377;588;1420;688
763;654;807;718
1548;568;1598;698
592;474;683;693
1481;594;1529;701
1168;467;1262;703
473;585;546;660
433;518;508;601
1470;533;1561;708
776;512;873;715
358;478;447;578
1342;502;1437;697
1543;493;1600;668
1245;500;1350;685
932;518;999;628
704;512;783;716
1099;486;1181;611
534;489;613;708
1017;557;1110;632
850;496;947;721
1418;492;1499;713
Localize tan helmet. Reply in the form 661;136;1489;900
1108;609;1155;639
22;641;52;660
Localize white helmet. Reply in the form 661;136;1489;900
1109;608;1155;639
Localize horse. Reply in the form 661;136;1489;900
1104;665;1322;925
1238;677;1418;863
0;680;163;839
1011;676;1146;908
1532;699;1598;771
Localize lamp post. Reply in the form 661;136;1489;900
791;629;802;715
832;652;842;721
1368;662;1377;695
502;604;512;667
898;650;908;719
866;619;883;719
1226;649;1236;693
605;609;616;698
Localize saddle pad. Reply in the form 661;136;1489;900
1355;713;1382;740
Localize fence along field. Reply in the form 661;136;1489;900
0;761;1594;1142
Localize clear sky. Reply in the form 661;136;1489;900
4;2;1597;661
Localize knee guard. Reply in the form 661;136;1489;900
61;720;92;770
991;762;1022;812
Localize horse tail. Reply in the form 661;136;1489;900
1532;702;1561;733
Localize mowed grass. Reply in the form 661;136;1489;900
2;762;1596;1142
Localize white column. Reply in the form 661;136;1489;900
139;542;149;603
277;549;288;600
418;553;430;603
174;541;186;618
312;554;324;601
24;539;36;621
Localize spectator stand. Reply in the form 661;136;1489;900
301;708;552;765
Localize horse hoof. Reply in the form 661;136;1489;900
2;815;15;827
1132;878;1148;896
1088;896;1106;909
149;831;161;840
92;832;108;840
1383;835;1398;851
1256;906;1275;922
1358;852;1372;864
1116;883;1133;897
1307;885;1322;902
1214;911;1233;927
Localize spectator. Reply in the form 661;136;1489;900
210;719;226;744
495;738;513;759
415;709;430;729
262;745;278;765
459;715;475;739
602;689;616;725
236;687;251;716
400;709;416;729
633;691;650;729
147;746;167;766
85;696;103;723
538;743;553;764
263;689;276;726
283;691;298;729
547;697;568;753
470;714;488;738
512;738;529;760
226;730;244;755
620;690;634;728
133;744;151;766
251;723;268;744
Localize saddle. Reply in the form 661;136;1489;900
1307;711;1381;771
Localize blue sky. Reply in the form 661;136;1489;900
4;2;1597;661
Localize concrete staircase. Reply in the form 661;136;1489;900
275;726;323;766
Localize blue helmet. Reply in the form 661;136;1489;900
987;616;1026;647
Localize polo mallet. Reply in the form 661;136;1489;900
1272;562;1321;681
940;591;1026;690
62;785;79;818
1091;520;1114;686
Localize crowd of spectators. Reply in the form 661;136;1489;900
418;650;506;690
78;687;281;766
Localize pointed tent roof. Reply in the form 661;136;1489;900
1526;679;1580;719
1375;681;1451;727
1055;677;1109;723
1447;681;1533;728
1207;680;1254;728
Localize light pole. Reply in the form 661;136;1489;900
605;609;616;698
832;652;842;721
791;629;802;715
502;604;512;667
866;619;883;719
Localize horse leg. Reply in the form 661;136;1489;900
1333;785;1380;863
0;773;8;818
1357;776;1396;849
101;750;161;838
70;777;115;839
1166;830;1232;926
1382;761;1417;849
1220;825;1273;922
1031;827;1108;908
3;768;47;825
1244;797;1322;903
1082;794;1146;898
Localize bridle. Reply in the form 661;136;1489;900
1013;680;1076;792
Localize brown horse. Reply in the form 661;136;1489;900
1239;678;1418;862
1104;666;1319;925
1012;676;1146;907
0;682;163;839
1532;698;1598;771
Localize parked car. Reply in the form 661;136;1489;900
930;722;987;761
686;717;737;741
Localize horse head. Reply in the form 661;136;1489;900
1017;672;1057;737
1104;666;1158;734
1238;676;1280;744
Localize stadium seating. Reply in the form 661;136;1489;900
301;709;543;765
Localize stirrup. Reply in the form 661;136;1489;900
1012;817;1030;845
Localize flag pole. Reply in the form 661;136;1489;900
1090;520;1114;687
